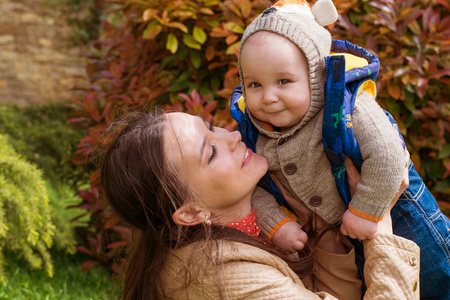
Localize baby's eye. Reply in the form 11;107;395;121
279;79;290;85
249;82;261;88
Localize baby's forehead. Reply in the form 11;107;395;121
244;31;298;51
247;31;283;43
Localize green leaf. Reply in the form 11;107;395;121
404;101;416;113
193;26;207;44
160;55;176;70
385;99;400;114
169;81;190;92
166;22;188;33
175;70;192;83
225;22;244;34
143;22;162;39
166;33;178;54
204;18;220;28
211;76;221;91
438;144;450;160
183;34;201;50
433;179;450;192
190;51;201;68
225;41;240;55
203;0;221;6
199;86;212;98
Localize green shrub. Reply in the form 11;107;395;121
46;181;89;255
0;134;55;281
0;103;89;189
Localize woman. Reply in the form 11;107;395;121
101;109;419;299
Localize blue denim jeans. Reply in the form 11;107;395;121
352;161;450;299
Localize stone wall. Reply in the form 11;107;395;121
0;0;89;106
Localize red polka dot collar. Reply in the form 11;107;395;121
226;210;261;238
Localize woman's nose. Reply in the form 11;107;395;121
226;130;242;150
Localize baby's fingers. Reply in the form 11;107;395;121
293;240;305;251
340;224;349;236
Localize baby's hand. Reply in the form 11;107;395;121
271;221;308;253
340;209;378;240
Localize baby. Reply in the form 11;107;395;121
238;0;405;244
231;0;450;298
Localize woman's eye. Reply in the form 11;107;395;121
208;145;217;164
279;79;290;84
249;82;261;88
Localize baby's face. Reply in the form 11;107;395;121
241;31;311;131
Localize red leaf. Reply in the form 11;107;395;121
96;232;104;254
422;7;434;31
225;68;239;78
67;117;90;124
64;103;83;110
83;94;101;123
202;101;218;117
191;89;201;105
110;225;131;239
101;70;113;78
201;93;212;103
403;9;422;25
436;0;450;9
76;246;95;257
387;83;402;99
208;62;228;70
416;77;428;98
80;260;101;272
79;190;98;203
71;156;89;165
107;241;129;249
165;101;184;112
177;93;191;103
421;107;438;118
437;201;450;209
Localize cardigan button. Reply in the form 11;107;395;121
409;256;418;266
310;196;322;207
278;137;289;146
284;163;297;175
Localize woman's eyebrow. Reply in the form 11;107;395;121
198;116;208;164
200;136;206;164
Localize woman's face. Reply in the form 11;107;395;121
164;113;268;221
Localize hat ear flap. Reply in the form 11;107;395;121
311;0;338;26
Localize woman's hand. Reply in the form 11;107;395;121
344;157;361;197
345;148;411;236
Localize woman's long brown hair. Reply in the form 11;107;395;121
100;109;329;299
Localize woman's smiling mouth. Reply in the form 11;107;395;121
243;148;253;167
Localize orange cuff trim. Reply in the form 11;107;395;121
348;205;383;222
267;217;292;241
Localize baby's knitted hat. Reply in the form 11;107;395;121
238;0;338;127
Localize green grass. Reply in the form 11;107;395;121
0;250;121;300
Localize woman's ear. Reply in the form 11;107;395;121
172;205;210;226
